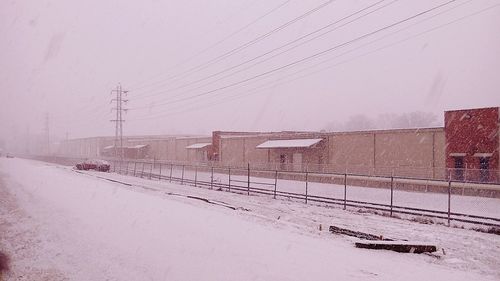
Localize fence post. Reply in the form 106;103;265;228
169;164;173;183
181;165;185;185
159;163;162;181
305;171;309;204
141;162;145;178
211;166;214;189
448;178;452;226
247;163;250;196
390;173;394;217
274;170;278;199
228;167;231;192
149;162;153;180
194;166;198;187
125;162;129;175
343;173;347;210
133;162;137;177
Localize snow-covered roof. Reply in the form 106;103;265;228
132;144;149;149
473;153;493;157
256;139;323;149
103;144;148;150
186;143;212;149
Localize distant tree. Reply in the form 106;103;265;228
380;111;438;129
343;114;375;131
324;111;438;132
324;120;344;132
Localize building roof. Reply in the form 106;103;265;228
103;144;149;150
186;143;212;149
256;138;323;149
132;144;149;149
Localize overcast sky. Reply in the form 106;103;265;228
1;0;499;143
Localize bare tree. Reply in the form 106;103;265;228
324;111;438;132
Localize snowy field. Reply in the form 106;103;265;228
1;158;499;280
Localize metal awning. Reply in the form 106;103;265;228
132;144;149;149
186;143;212;149
449;153;466;157
256;138;323;149
103;145;115;150
473;153;493;158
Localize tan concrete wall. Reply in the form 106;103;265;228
174;139;190;162
375;131;435;178
328;133;375;171
220;138;245;165
243;137;269;164
165;139;176;160
375;131;432;167
326;129;446;177
433;131;446;178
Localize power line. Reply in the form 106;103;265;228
130;0;393;104
128;0;497;121
129;0;460;113
130;0;336;97
129;0;292;91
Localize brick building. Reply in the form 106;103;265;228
445;107;499;182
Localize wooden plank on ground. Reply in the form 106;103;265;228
329;225;393;241
355;241;437;253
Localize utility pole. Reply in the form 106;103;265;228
110;83;128;164
44;113;50;155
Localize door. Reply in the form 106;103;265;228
454;157;464;181
479;157;490;182
279;154;288;170
292;153;302;171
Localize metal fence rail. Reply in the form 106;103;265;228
110;159;500;228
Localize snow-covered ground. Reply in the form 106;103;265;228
119;163;500;220
1;158;499;280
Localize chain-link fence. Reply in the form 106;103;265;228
20;154;499;227
106;158;500;228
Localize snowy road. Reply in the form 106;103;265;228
1;158;499;280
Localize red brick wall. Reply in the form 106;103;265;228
445;107;499;180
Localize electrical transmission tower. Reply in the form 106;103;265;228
110;83;128;162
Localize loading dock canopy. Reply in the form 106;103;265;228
256;138;323;149
449;153;466;157
186;143;212;149
132;144;148;149
473;153;493;157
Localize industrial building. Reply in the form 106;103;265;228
55;107;499;182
